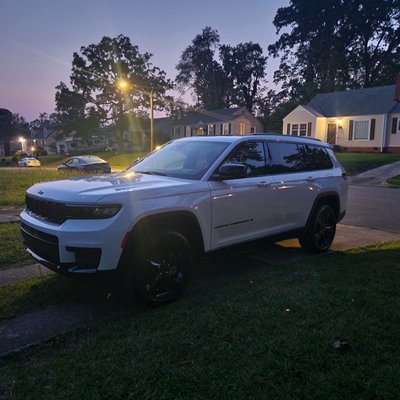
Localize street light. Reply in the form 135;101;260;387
116;79;155;152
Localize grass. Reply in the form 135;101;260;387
0;151;147;207
0;241;399;399
0;169;79;207
0;275;74;320
1;150;146;169
386;175;400;186
0;223;31;268
335;152;400;175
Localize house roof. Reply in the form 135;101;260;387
307;85;400;117
172;107;252;126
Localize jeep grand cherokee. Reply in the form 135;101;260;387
20;134;348;304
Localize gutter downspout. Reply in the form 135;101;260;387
381;114;388;153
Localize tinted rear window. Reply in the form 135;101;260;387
266;142;333;173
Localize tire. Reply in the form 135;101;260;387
299;204;337;252
132;231;192;305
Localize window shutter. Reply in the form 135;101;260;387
214;124;216;135
286;123;291;135
370;119;375;140
307;122;312;136
220;124;223;135
348;120;354;140
392;117;398;134
229;123;231;135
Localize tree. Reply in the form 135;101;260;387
269;0;400;103
176;27;227;110
57;34;173;150
0;108;29;140
220;42;267;113
0;109;13;140
176;27;267;112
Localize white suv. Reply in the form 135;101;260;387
20;134;348;304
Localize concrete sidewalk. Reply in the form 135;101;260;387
349;160;400;186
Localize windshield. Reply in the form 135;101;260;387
129;140;230;180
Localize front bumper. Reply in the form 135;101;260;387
20;207;131;274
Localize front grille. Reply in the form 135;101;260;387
25;195;67;224
20;223;60;265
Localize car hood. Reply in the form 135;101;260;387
26;171;206;203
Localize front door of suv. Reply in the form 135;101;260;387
208;140;275;249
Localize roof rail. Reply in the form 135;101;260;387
251;132;322;142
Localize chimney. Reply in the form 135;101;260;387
395;73;400;102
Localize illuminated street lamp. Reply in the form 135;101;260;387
116;79;155;151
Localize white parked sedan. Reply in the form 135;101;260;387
18;157;41;167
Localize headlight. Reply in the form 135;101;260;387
64;204;122;219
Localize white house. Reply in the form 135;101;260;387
283;82;400;153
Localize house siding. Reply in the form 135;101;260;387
283;106;317;137
387;114;400;151
332;115;384;150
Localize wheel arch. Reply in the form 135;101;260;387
120;210;205;262
306;192;341;228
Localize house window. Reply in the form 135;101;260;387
299;123;307;136
353;120;369;140
185;126;191;137
222;123;230;135
208;124;215;135
291;124;299;136
239;123;246;135
172;127;180;136
250;126;255;133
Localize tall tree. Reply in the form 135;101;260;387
220;42;267;112
268;0;400;103
57;34;172;150
176;27;227;110
176;27;267;112
54;82;100;136
0;109;29;139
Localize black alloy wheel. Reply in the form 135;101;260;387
133;231;192;305
299;204;337;252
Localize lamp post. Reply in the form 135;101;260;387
116;79;155;152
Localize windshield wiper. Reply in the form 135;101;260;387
136;170;167;176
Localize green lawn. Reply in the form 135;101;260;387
386;175;400;186
0;241;399;399
1;150;146;169
0;223;31;268
0;169;79;207
336;152;400;175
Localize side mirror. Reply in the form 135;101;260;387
217;163;248;180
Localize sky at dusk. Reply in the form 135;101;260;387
0;0;289;122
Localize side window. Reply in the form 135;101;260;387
304;145;333;170
266;142;307;173
223;141;266;177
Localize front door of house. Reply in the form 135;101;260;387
327;124;336;145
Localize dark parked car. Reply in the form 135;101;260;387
58;155;111;173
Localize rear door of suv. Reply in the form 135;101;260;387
266;140;334;231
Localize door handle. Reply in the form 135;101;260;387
257;181;270;187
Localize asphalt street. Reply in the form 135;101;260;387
342;184;400;233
